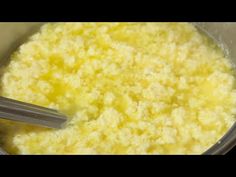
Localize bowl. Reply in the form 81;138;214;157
0;22;236;155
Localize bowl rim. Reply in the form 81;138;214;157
203;122;236;155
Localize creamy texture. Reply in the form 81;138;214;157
0;23;235;154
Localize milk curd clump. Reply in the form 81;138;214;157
0;23;235;154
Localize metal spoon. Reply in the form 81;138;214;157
0;96;67;129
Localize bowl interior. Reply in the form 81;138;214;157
0;22;236;155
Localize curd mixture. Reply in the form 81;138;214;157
0;23;235;154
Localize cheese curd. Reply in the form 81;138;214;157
0;23;235;154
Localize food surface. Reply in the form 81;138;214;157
0;23;235;154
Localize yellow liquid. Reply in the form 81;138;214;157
0;23;235;154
